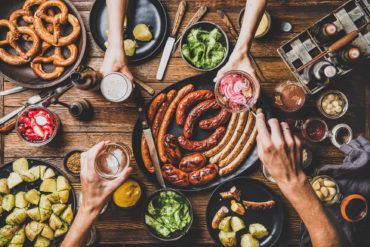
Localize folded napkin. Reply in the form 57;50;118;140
300;136;370;247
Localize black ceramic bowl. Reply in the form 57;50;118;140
63;150;83;177
142;188;193;241
180;21;229;72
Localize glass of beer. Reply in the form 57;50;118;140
94;143;130;179
273;80;306;112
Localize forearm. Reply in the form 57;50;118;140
61;206;100;247
106;0;128;48
279;175;348;247
235;0;267;53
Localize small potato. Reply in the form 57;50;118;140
218;216;231;232
13;158;29;174
43;168;55;180
15;192;28;208
6;208;27;225
57;176;71;192
219;230;237;247
2;194;15;212
34;236;51;247
249;223;268;239
8;172;23;189
49;214;63;231
320;186;329;198
230;216;245;232
315;190;323;200
133;24;153;41
124;39;138;56
27;207;41;221
0;178;10;194
312;180;321;191
240;233;259;247
323;179;336;187
25;189;40;205
40;179;57;193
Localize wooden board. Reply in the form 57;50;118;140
1;0;370;246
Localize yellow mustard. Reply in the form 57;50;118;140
113;179;142;208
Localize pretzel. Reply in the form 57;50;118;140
0;19;19;46
31;42;65;80
0;21;40;65
32;43;78;66
34;1;80;46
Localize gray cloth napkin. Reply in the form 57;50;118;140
299;136;370;247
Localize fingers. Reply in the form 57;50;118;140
108;165;133;192
294;135;302;169
268;119;284;149
280;122;294;149
256;112;271;145
88;141;109;158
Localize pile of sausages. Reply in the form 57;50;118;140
141;84;257;187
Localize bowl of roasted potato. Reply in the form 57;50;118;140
0;158;76;247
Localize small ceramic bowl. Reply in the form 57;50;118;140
63;150;83;177
180;21;229;72
142;188;193;241
113;177;145;210
238;8;271;38
317;90;348;119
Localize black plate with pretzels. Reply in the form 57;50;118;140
89;0;168;63
0;0;86;89
132;72;272;192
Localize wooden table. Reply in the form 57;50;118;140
1;0;370;246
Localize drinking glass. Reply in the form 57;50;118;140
273;80;306;112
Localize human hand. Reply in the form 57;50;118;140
80;141;133;214
215;51;257;82
256;112;307;190
100;46;134;82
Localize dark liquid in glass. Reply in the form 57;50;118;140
302;119;327;142
345;198;367;221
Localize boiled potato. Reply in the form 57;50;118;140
133;24;152;41
20;170;37;183
12;158;28;175
8;225;25;245
29;166;40;180
25;189;40;205
0;196;2;216
25;221;44;242
52;204;66;216
40;224;54;240
7;173;23;189
34;236;50;247
0;225;18;247
0;178;10;194
57;176;71;192
249;223;268;239
2;194;15;212
58;191;69;204
230;216;245;232
15;192;28;208
6;208;27;225
47;192;59;203
241;233;259;247
39;195;51;210
49;214;63;231
218;216;231;232
124;39;139;56
27;207;41;221
40;208;52;222
40;179;57;193
219;230;236;247
54;223;68;238
60;204;73;225
39;166;47;180
43;168;55;180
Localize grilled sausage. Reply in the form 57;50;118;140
183;99;219;139
219;125;257;176
164;134;182;165
176;90;214;126
209;111;248;164
242;200;275;210
199;109;231;130
212;206;229;229
158;84;194;163
203;113;238;158
179;153;207;172
141;93;167;173
152;90;177;140
189;164;218;185
178;127;226;152
161;164;189;187
219;112;255;168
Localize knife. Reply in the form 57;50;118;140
171;5;207;54
0;86;27;96
156;0;187;81
134;89;166;188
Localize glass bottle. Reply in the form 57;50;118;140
70;65;103;91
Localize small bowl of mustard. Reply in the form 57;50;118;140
113;177;144;209
64;150;83;177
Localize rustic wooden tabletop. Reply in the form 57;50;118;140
1;0;370;246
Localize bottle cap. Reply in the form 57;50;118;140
281;22;293;32
348;47;360;59
323;65;337;78
325;23;337;36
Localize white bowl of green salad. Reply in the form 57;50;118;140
180;21;229;72
143;189;193;241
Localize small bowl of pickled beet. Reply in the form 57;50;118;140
16;106;60;146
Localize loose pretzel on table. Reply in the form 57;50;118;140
34;0;80;46
0;20;40;65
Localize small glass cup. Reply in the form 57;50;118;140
296;117;329;143
317;90;348;119
273;80;306;112
310;175;341;206
215;70;261;113
341;194;368;223
94;143;131;180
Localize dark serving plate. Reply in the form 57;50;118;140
89;0;168;63
0;0;86;89
132;72;272;192
0;158;77;246
206;177;284;247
